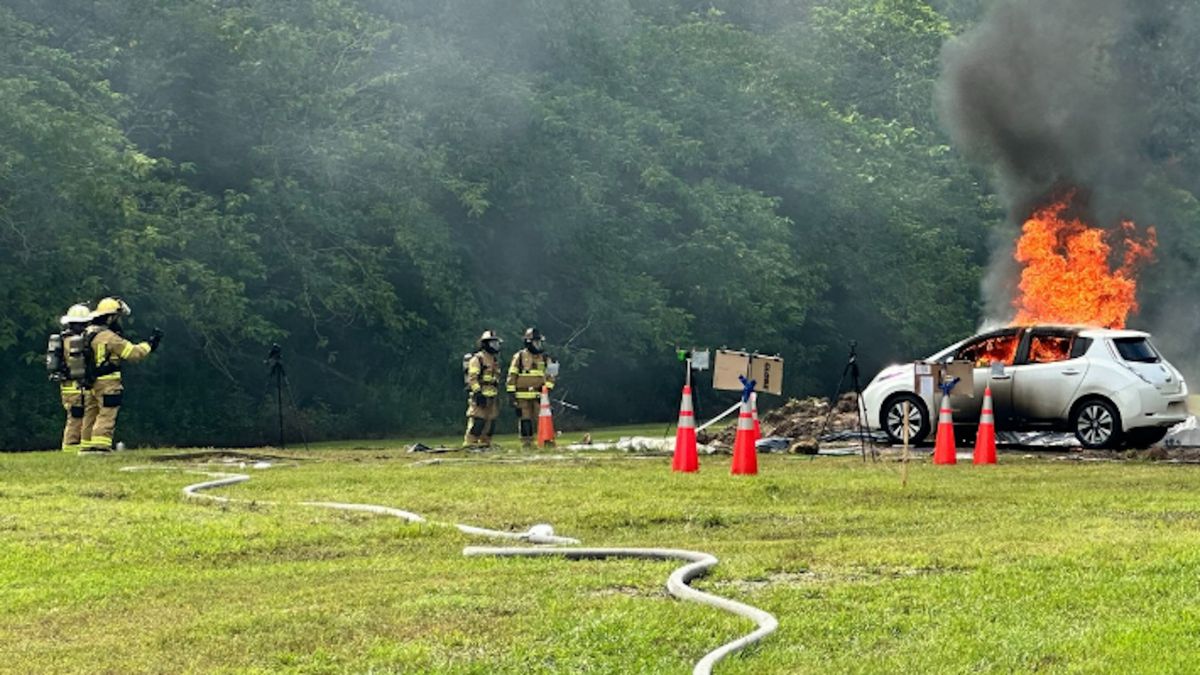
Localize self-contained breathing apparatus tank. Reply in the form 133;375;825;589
46;332;90;383
65;333;87;381
462;353;473;390
45;333;64;380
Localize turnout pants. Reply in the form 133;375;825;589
60;385;86;452
81;378;123;451
514;399;538;447
464;396;499;447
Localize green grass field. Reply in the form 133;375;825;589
5;430;1200;674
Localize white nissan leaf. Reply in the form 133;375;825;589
862;325;1189;449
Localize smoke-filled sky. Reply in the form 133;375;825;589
935;0;1176;324
937;0;1146;214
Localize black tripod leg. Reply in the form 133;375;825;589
275;366;285;450
850;371;875;461
820;361;851;439
280;367;310;451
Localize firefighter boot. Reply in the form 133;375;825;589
517;400;537;449
479;418;498;450
464;416;487;450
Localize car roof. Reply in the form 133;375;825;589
1076;327;1150;339
990;324;1150;339
928;324;1151;360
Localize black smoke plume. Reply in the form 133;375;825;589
936;0;1151;321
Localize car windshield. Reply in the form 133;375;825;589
951;332;1021;367
1113;337;1160;363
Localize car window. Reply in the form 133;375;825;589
955;331;1021;367
1027;334;1074;364
1113;337;1160;363
1070;337;1092;359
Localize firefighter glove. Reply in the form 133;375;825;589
148;328;164;351
473;391;488;406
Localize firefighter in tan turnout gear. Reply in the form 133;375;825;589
464;330;503;449
80;297;162;452
507;327;556;449
50;304;92;452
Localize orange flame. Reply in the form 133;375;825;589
1012;193;1156;328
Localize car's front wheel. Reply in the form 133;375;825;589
882;394;930;445
1071;398;1123;449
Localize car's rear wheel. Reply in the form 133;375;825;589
1071;398;1123;449
882;394;930;445
1124;427;1169;449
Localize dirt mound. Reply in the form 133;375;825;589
698;394;864;451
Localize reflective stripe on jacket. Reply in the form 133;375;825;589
89;327;151;380
506;350;555;399
467;351;501;397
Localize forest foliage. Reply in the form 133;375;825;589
2;0;1197;449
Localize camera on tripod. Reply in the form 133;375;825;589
263;343;306;450
821;339;875;460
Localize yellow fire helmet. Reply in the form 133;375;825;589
92;296;131;320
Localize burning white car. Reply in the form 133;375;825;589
862;325;1189;449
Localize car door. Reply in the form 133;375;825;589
949;328;1023;426
1010;328;1089;423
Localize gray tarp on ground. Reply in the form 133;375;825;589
1164;416;1200;447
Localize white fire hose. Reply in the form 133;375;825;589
463;546;779;675
122;462;778;673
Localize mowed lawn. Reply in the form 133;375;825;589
5;438;1200;674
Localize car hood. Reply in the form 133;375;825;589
869;363;915;388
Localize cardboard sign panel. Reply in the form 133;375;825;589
914;360;974;398
712;349;751;392
712;349;785;395
945;360;974;396
750;354;784;396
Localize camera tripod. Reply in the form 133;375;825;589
265;344;308;450
821;340;877;461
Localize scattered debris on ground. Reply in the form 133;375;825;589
151;450;300;463
697;394;879;453
564;436;720;454
407;443;459;453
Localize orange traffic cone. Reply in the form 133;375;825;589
672;385;699;473
750;392;762;446
933;393;957;465
537;386;555;448
731;397;758;475
973;386;997;465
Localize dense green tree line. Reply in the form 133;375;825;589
2;0;1197;449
